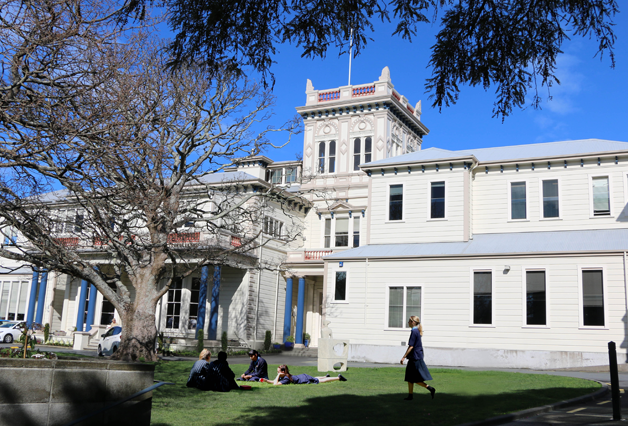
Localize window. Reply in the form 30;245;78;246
353;138;361;171
334;271;346;301
473;271;492;325
324;219;331;248
3;226;17;245
270;169;283;184
542;179;559;218
592;176;610;216
582;270;604;326
100;282;116;325
364;137;372;163
335;218;348;247
389;184;403;221
263;217;283;238
166;278;183;329
285;168;297;183
352;217;360;247
388;286;421;328
318;142;325;173
526;271;546;325
510;182;527;220
188;278;200;330
0;280;29;321
430;182;445;219
328;141;336;173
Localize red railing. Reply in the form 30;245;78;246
352;85;375;97
392;91;401;101
407;104;414;113
230;236;242;247
54;237;79;247
318;90;340;102
167;232;200;244
304;250;333;260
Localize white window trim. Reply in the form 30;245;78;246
469;268;495;328
426;178;448;221
538;177;562;220
577;265;609;330
588;173;614;218
520;267;551;329
383;284;423;331
333;215;351;248
385;182;405;223
507;179;529;222
331;269;349;304
321;217;332;248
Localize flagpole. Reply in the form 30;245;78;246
348;28;353;86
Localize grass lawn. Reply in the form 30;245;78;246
151;361;600;426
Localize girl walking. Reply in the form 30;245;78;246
400;316;435;400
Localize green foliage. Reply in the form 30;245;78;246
285;335;294;343
264;330;271;351
221;331;228;352
151;363;601;426
43;323;50;343
196;329;204;354
303;333;310;341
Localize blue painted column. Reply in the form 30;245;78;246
34;270;48;325
85;284;97;332
196;266;209;338
283;277;293;343
208;266;221;340
295;277;305;345
26;270;40;328
76;279;89;332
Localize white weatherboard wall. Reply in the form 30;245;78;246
324;254;628;369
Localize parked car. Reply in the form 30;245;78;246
0;322;24;343
97;326;122;356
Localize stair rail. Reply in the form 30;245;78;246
63;380;174;426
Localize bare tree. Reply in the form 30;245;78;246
0;0;301;361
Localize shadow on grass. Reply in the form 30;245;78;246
207;387;597;426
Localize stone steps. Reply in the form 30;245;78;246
280;347;318;357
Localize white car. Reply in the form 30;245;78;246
0;322;24;343
97;326;122;356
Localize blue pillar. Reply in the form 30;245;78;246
295;277;305;345
196;266;209;338
283;277;293;343
26;270;40;328
34;270;48;325
76;279;88;332
85;284;97;332
208;266;221;340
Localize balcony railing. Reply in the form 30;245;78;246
304;250;333;260
167;232;200;244
318;90;340;102
54;237;79;247
352;85;375;97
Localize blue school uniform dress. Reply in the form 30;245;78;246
280;373;319;385
404;327;433;383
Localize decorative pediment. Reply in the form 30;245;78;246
329;200;356;211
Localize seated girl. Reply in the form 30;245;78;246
262;365;347;385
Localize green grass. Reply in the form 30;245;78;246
151;361;600;426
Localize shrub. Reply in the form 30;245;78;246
221;331;228;352
303;333;310;341
264;330;271;351
196;329;204;354
286;335;295;343
44;323;50;343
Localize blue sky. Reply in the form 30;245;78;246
258;11;628;162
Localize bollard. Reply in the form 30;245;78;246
608;341;622;421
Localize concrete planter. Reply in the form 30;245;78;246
0;358;155;426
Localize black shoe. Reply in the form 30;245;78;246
404;394;413;401
325;374;330;377
338;374;347;381
428;386;436;399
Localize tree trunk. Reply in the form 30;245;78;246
114;301;159;362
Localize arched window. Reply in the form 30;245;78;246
318;142;326;173
365;137;372;163
329;141;336;173
353;138;361;171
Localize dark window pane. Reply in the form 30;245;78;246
511;182;527;220
335;272;346;301
431;182;445;219
388;287;403;327
389;184;403;221
543;180;559;218
473;272;492;324
583;270;604;326
526;271;546;325
335;218;349;247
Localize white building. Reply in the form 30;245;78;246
2;67;628;369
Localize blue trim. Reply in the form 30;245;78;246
76;280;89;332
295;278;305;345
85;284;97;332
196;266;209;337
34;270;48;325
208;266;221;340
283;278;293;342
26;270;39;328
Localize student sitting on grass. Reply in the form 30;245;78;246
262;365;347;385
186;349;212;389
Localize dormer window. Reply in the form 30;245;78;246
286;168;297;183
270;169;283;184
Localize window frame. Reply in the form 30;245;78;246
469;268;495;327
331;270;348;303
578;266;608;329
539;178;562;220
588;174;613;218
387;183;405;222
428;180;447;220
384;284;423;330
508;180;529;222
520;267;550;328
